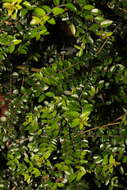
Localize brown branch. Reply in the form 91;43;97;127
0;20;19;25
16;61;80;75
80;121;120;135
16;65;41;72
118;7;127;14
95;38;109;56
74;112;127;137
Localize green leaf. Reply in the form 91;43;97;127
33;8;45;17
69;24;76;35
69;172;77;183
30;16;41;25
48;18;56;25
91;8;101;15
53;0;60;6
67;111;80;118
32;168;41;177
38;94;45;102
65;3;77;12
76;167;86;181
84;14;93;20
95;16;104;22
89;24;99;32
52;7;64;16
13;39;22;45
11;11;18;20
7;45;15;53
42;5;51;13
100;20;113;27
103;155;108;165
43;151;52;159
77;0;86;4
41;15;50;24
76;48;84;57
109;155;115;165
72;118;80;127
45;92;55;97
23;1;34;10
84;4;94;10
24;173;31;184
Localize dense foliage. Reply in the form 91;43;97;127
0;0;127;189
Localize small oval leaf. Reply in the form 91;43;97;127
101;20;113;27
65;3;77;12
52;7;65;15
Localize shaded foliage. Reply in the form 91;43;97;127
0;0;127;189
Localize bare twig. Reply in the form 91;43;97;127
74;112;127;137
95;38;109;56
95;26;117;56
80;121;120;135
118;7;127;13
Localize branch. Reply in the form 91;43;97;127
80;121;120;135
118;7;127;14
74;112;127;137
95;38;109;56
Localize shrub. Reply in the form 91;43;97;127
0;0;127;189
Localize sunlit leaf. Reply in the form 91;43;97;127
52;7;64;15
100;20;113;27
84;4;94;10
33;7;45;17
30;16;41;25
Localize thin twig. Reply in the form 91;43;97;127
118;7;127;13
95;26;117;56
80;121;120;135
74;113;126;137
16;61;80;77
95;38;109;56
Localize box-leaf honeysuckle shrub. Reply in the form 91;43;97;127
0;0;127;189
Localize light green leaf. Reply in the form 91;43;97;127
109;155;115;165
43;151;52;159
13;39;22;45
48;18;56;25
30;16;41;25
100;20;113;27
32;168;41;177
11;10;18;19
52;7;64;16
103;155;108;165
33;8;45;17
24;173;31;184
76;170;86;181
23;1;34;9
76;48;83;57
84;4;94;10
91;8;101;15
69;24;76;35
41;15;50;24
95;16;104;22
67;111;80;118
7;45;15;53
72;118;80;127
